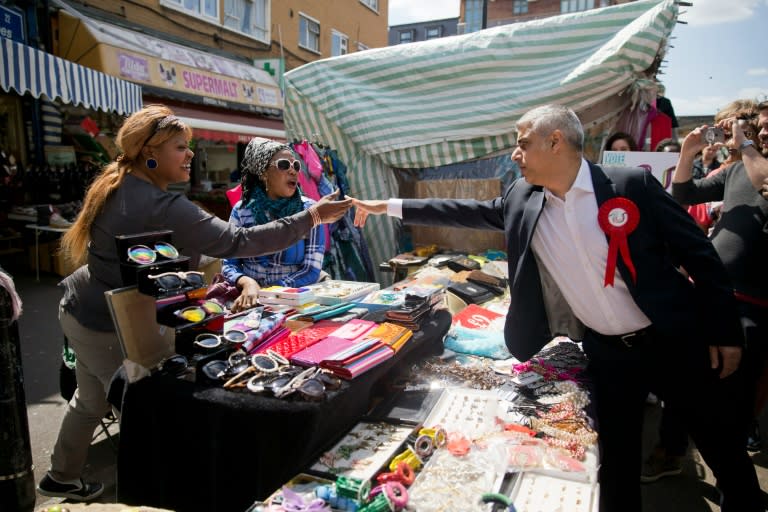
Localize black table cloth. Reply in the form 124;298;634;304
116;310;451;512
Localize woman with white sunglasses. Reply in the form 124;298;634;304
222;138;330;313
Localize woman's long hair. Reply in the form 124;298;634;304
60;105;192;267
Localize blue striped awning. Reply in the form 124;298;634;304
0;37;142;115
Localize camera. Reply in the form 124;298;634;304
703;127;725;145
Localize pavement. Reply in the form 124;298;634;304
4;262;768;512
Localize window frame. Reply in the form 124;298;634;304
298;12;321;54
359;0;379;14
160;0;220;23
560;0;595;13
398;29;414;44
424;26;442;40
464;0;484;33
513;0;528;15
331;29;349;57
221;0;270;45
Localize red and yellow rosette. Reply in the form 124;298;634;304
598;197;639;287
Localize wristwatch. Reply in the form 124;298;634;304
740;139;755;151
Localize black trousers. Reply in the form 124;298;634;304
582;329;762;512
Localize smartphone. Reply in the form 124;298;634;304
703;127;725;145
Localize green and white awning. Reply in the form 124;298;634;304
284;0;678;276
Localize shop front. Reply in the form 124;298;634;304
55;7;285;216
1;35;142;273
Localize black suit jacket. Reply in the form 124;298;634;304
402;161;743;361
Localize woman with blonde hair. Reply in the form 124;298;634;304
37;105;350;501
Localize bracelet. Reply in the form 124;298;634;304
309;206;322;227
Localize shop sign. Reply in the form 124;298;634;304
0;5;25;44
104;46;282;110
119;53;150;81
602;151;679;192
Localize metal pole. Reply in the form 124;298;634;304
0;268;35;512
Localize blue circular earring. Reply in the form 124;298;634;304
145;158;158;170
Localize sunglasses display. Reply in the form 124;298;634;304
194;329;248;349
127;242;180;264
149;271;205;292
270;158;302;172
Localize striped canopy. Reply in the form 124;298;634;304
1;37;142;115
284;0;678;279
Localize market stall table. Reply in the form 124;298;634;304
24;223;69;281
116;310;452;512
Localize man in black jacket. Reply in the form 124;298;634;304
352;104;761;512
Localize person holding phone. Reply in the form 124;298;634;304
667;99;768;457
222;138;329;313
38;106;351;501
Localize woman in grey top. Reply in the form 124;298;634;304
37;104;351;501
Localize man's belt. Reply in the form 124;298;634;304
590;327;654;349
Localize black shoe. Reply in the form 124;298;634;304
37;473;104;501
746;421;761;452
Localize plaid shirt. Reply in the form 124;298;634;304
222;197;325;287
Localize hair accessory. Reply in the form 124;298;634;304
145;158;158;169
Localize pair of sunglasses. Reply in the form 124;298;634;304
175;300;223;323
127;242;179;264
221;350;292;388
269;367;342;401
194;329;248;349
270;158;302;172
150;271;205;293
154;354;189;377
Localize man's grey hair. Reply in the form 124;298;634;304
516;104;584;151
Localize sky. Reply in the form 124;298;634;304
388;0;768;116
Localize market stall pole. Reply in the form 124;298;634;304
0;268;35;512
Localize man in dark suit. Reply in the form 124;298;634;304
351;104;762;511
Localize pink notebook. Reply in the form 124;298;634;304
290;336;354;367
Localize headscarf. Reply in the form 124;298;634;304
240;137;304;226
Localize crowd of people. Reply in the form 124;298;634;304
36;97;768;512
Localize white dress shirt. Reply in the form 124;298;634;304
387;159;651;335
531;159;651;335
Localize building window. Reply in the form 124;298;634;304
223;0;268;42
513;0;528;15
299;14;321;53
357;42;369;52
425;26;442;40
331;30;348;56
162;0;218;19
398;30;413;44
561;0;594;13
465;0;484;33
359;0;378;12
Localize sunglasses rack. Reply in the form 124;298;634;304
115;230;190;289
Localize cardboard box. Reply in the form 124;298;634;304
52;250;77;277
28;242;52;273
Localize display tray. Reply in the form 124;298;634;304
366;387;445;424
307;280;380;305
308;421;416;482
258;286;316;306
507;471;599;512
422;387;504;438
